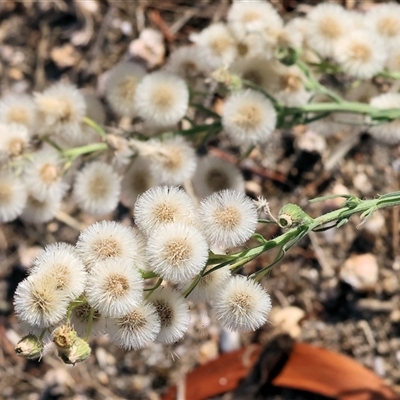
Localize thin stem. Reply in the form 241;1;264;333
83;116;107;137
144;278;163;299
84;308;95;341
61;142;108;160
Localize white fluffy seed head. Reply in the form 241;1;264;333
190;23;238;69
0;93;37;130
134;186;196;236
230;57;278;92
227;0;283;42
144;136;197;185
23;148;68;203
369;93;400;144
147;222;209;284
198;189;258;248
0;169;27;223
20;191;62;224
34;82;86;140
213;275;271;332
107;302;161;350
30;243;87;300
85;259;144;318
179;265;231;303
192;154;245;199
367;3;400;50
306;3;352;58
164;45;209;79
105;62;146;117
222;89;277;146
0;123;30;159
120;156;159;209
134;71;189;127
386;47;400;72
149;287;190;344
333;30;386;79
73;161;121;216
14;274;70;328
272;64;311;107
76;220;147;271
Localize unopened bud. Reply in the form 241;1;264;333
15;334;43;360
211;68;242;92
52;325;78;350
58;337;91;365
278;203;313;228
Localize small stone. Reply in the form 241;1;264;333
377;341;390;355
353;173;373;194
382;273;399;295
269;306;305;338
51;44;80;68
339;253;378;291
362;211;386;236
390;309;400;323
129;28;165;68
198;340;219;364
297;130;326;153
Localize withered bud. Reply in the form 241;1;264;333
15;334;44;360
58;337;91;365
52;325;78;350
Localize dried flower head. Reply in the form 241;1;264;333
149;287;190;344
190;23;237;68
0;169;27;223
134;186;196;236
165;45;208;79
192;154;245;199
0;93;37;130
333;30;386;79
227;0;283;41
133;136;197;185
213;275;271;332
85;258;143;318
134;71;189;127
222;89;277;146
369;93;400;144
198;189;258;248
105;62;146;117
23;148;68;203
31;242;87;299
73;161;120;216
306;3;352;58
14;274;70;328
107;302;161;350
120;156;159;208
147;222;209;283
20;191;62;224
367;3;400;50
0;123;30;159
34;82;86;140
76;220;147;271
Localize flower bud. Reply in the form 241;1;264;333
58;337;91;365
278;203;313;228
15;334;43;360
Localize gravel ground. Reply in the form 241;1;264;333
0;1;399;399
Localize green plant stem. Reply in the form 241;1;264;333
83;116;107;137
62;142;108;160
203;192;400;285
84;308;95;341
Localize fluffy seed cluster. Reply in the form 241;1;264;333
14;185;271;356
